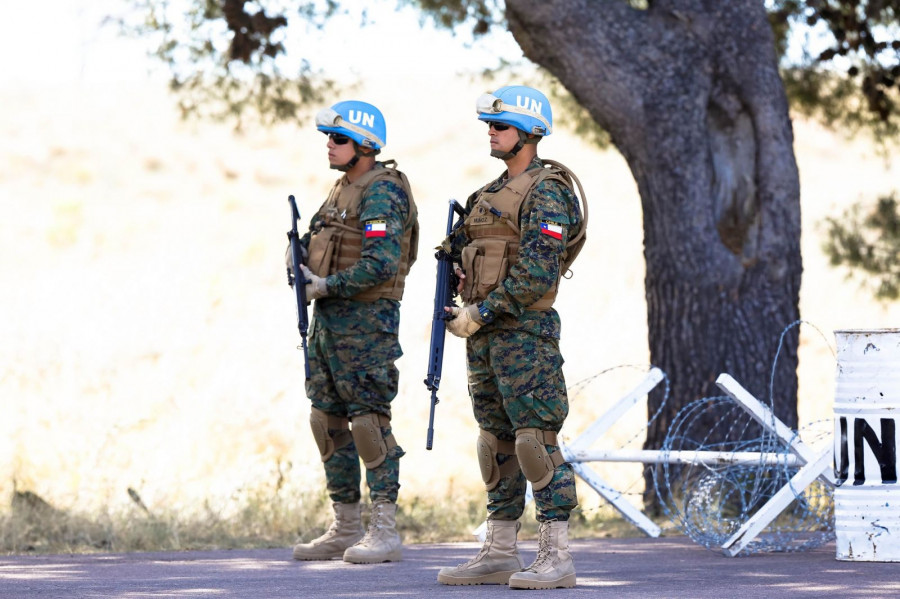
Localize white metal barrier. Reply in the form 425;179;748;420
473;367;665;540
473;368;832;555
714;374;835;556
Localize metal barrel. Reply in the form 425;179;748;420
833;329;900;561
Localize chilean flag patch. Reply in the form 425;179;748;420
365;220;387;238
540;220;563;240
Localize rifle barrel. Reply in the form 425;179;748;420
424;199;467;450
287;195;311;380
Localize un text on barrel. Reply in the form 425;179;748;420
834;329;900;562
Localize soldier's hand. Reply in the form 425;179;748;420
445;304;484;339
300;265;329;301
285;244;295;287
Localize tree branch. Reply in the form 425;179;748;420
505;0;652;141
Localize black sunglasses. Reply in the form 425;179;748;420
486;121;511;131
328;133;351;145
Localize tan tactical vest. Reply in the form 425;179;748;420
307;162;418;302
459;160;587;311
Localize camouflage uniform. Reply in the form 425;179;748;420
446;157;580;522
300;167;414;504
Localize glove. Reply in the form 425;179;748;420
445;304;485;339
300;264;329;301
285;243;309;287
285;244;295;287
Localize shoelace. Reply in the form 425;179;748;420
359;506;387;545
460;528;494;567
526;524;553;572
309;517;344;545
315;518;341;540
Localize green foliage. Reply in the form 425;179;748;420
114;0;338;128
119;1;898;139
774;2;900;295
823;193;900;299
769;0;900;140
782;67;899;140
401;0;647;34
399;0;502;35
768;0;806;58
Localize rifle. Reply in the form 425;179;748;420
286;194;311;380
424;199;467;450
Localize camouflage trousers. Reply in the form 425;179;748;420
305;319;405;504
466;329;577;522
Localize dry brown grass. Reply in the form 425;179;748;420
0;485;648;554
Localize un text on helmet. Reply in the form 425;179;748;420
349;110;376;128
516;96;542;114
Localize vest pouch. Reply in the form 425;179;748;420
307;227;337;278
476;238;509;287
469;238;510;304
460;245;480;304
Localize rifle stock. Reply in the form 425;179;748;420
424;199;467;450
287;195;311;380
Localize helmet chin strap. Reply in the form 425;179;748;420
490;130;536;160
331;143;380;172
331;155;359;172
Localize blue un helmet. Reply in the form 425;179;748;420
315;100;386;170
476;86;552;159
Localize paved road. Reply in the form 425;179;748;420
1;536;897;598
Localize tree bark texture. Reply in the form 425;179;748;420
505;0;802;451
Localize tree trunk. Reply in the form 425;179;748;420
506;0;801;458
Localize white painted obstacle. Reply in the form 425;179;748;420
472;367;834;554
473;367;666;540
715;374;835;557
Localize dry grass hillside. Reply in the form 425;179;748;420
2;74;899;547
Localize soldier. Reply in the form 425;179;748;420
288;100;419;564
436;86;587;589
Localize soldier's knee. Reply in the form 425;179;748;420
350;413;397;469
477;429;518;491
514;428;565;491
309;407;351;462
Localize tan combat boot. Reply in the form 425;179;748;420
292;501;364;560
508;520;576;589
342;501;403;563
437;519;524;585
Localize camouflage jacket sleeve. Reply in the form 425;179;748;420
481;179;575;316
326;180;409;298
